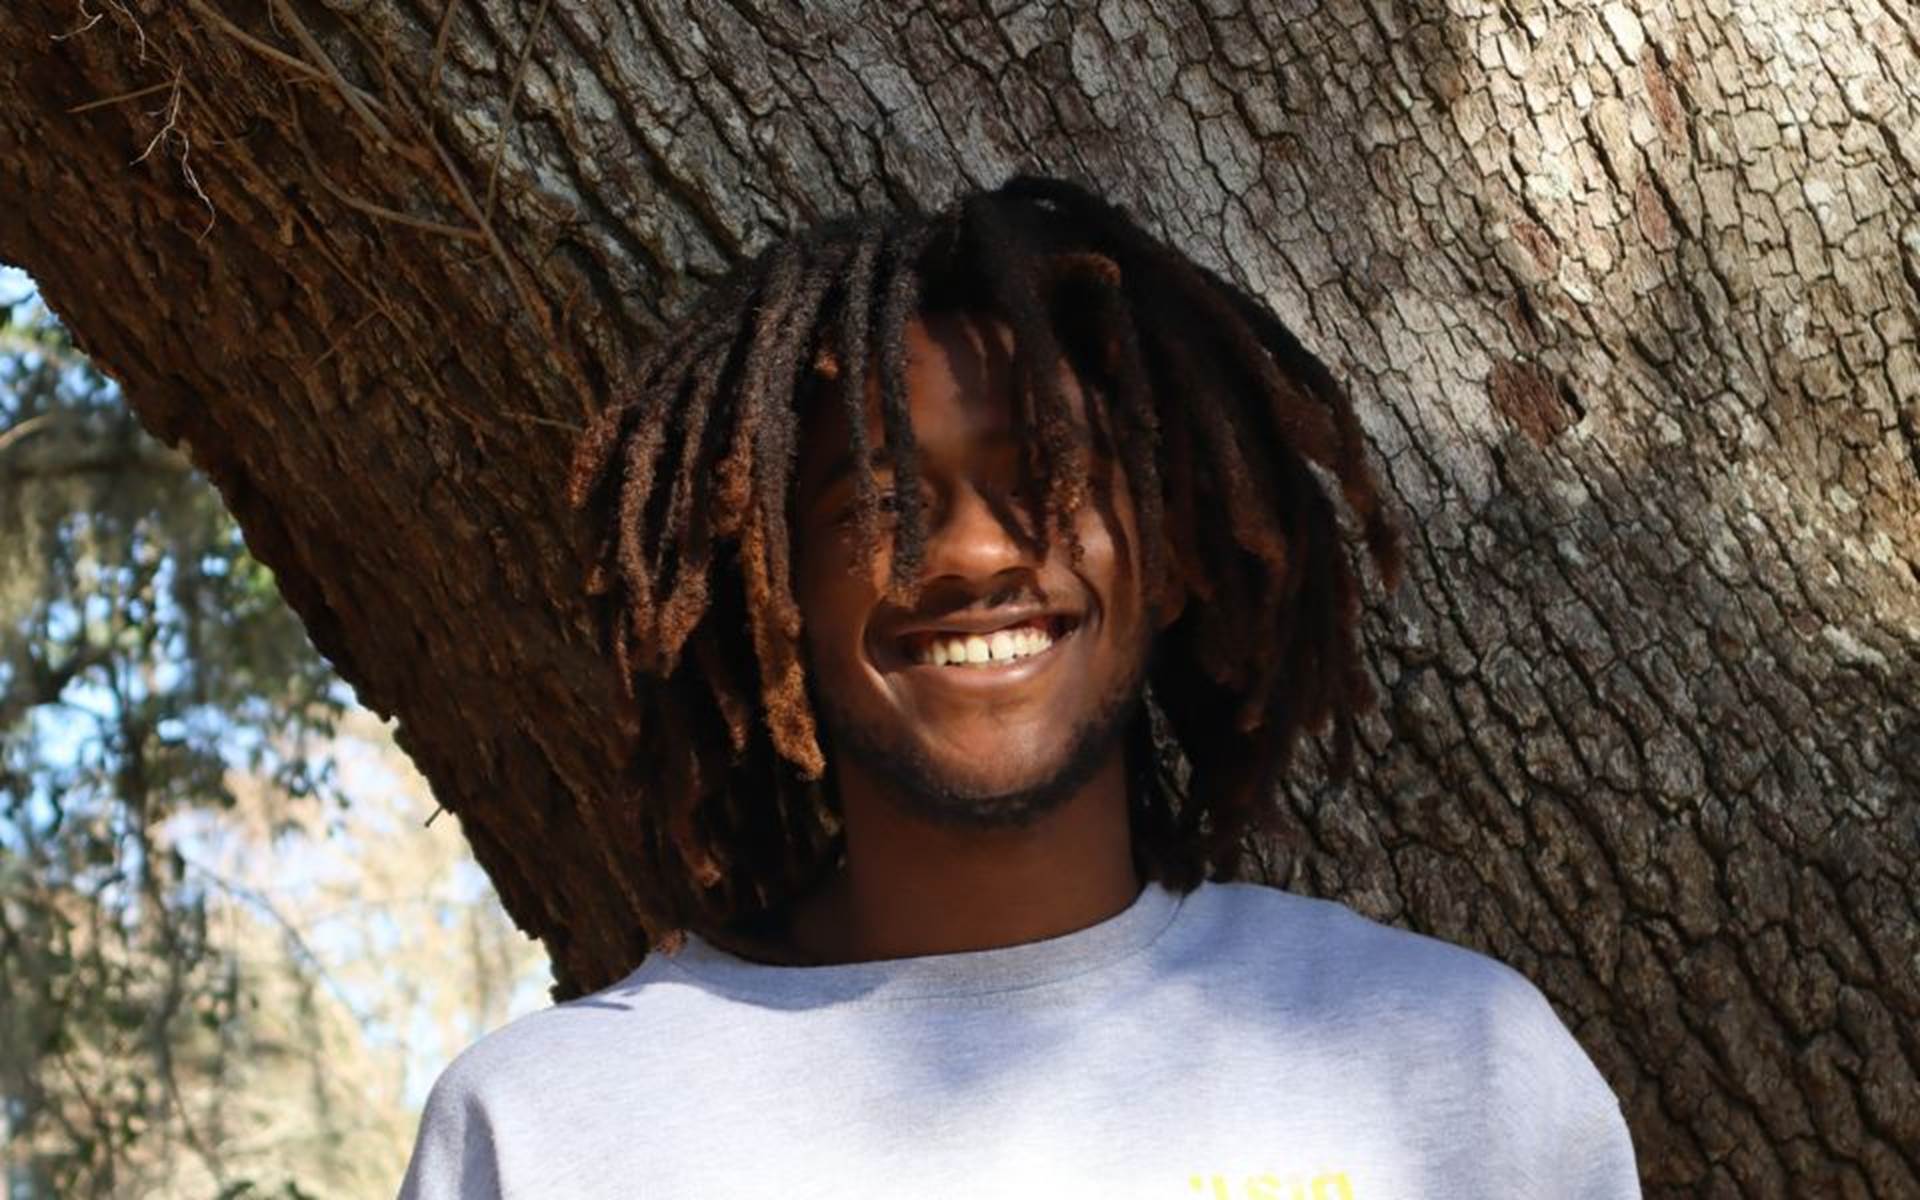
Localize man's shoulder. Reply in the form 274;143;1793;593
422;956;690;1107
1187;883;1637;1190
1183;881;1568;1031
399;956;717;1195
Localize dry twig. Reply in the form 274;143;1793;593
266;0;397;146
185;0;354;97
484;0;553;224
68;79;174;114
51;3;105;41
428;0;461;93
283;87;483;243
129;68;217;238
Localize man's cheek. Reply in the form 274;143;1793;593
1071;527;1129;602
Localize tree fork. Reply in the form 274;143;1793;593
2;3;1915;1196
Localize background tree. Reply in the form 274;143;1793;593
0;275;544;1196
0;272;338;1196
0;2;1914;1196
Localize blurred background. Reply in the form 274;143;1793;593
0;262;548;1199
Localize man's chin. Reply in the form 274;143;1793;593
885;758;1087;831
819;694;1145;833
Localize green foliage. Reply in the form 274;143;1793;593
0;271;346;1197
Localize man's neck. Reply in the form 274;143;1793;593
785;751;1140;964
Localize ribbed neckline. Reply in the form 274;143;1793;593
661;880;1189;1004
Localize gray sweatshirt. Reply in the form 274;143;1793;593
398;879;1640;1199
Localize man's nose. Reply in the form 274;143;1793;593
918;479;1041;581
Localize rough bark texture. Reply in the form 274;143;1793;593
1;1;1915;1194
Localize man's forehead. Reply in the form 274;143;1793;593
804;311;1084;435
791;309;1104;507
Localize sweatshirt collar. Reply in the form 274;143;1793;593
659;880;1187;1003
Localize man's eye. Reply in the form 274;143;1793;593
834;492;900;527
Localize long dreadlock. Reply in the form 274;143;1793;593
566;175;1404;950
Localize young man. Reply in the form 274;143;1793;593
399;176;1641;1198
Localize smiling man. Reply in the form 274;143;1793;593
779;307;1163;965
399;176;1640;1199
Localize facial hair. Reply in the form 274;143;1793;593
810;625;1152;831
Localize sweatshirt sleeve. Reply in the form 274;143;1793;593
1472;959;1642;1199
1514;978;1643;1200
395;1061;504;1200
1558;1082;1643;1200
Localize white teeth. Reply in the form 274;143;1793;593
913;624;1058;667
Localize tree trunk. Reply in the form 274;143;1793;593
1;1;1914;1194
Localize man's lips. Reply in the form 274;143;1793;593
887;622;1081;690
891;612;1080;659
867;610;1085;673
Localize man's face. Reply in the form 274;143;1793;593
791;311;1156;829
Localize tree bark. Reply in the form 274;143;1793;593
1;1;1914;1194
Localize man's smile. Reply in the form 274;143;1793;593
868;611;1088;692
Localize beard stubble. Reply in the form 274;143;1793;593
810;626;1153;831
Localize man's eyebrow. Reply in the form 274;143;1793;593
811;450;884;497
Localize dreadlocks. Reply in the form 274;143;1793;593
565;174;1404;948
